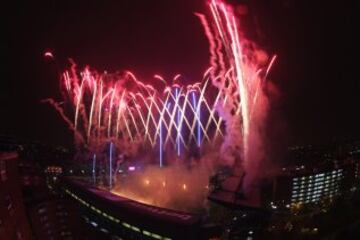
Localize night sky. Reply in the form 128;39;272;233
2;0;358;148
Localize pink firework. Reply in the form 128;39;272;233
46;0;276;174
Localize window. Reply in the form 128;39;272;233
57;204;64;210
38;208;46;214
0;160;7;181
5;195;14;214
56;211;68;217
16;229;23;240
43;222;51;229
60;231;72;237
40;216;49;223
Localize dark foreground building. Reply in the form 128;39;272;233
61;178;221;240
1;151;94;240
0;152;32;240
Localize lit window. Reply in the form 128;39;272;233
4;195;14;214
0;160;7;181
90;221;98;227
122;222;131;228
38;208;46;214
16;229;23;240
152;233;162;239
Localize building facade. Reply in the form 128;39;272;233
0;152;33;240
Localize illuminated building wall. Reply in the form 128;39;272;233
268;160;360;212
290;169;343;205
354;162;360;181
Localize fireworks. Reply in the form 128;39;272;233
56;66;224;155
46;0;276;209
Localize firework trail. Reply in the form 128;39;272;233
196;0;276;176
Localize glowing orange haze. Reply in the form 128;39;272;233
111;165;211;212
